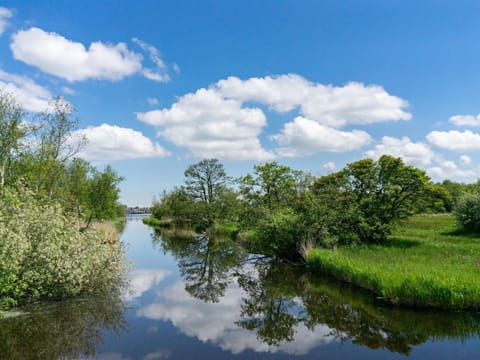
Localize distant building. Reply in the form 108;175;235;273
125;206;152;215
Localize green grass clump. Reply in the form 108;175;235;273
208;222;239;238
142;217;166;228
307;214;480;310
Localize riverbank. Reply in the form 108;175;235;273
307;214;480;310
142;217;239;238
0;191;127;311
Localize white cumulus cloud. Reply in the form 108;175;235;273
0;7;12;36
138;75;409;160
426;130;480;151
73;124;170;161
0;69;52;112
217;74;411;127
11;27;144;82
137;88;274;161
427;156;476;179
449;113;480;127
365;136;435;167
273;117;372;157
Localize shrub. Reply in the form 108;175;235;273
455;191;480;233
254;208;302;260
0;188;126;308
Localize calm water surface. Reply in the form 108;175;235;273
2;217;480;359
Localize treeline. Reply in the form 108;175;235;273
0;92;125;309
150;157;480;260
0;93;124;222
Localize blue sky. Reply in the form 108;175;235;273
1;1;480;205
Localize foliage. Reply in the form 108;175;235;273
0;188;126;308
86;165;124;224
253;208;303;260
0;90;126;309
307;214;480;310
0;92;123;224
312;155;431;244
152;159;240;231
413;182;451;213
239;162;313;217
153;224;480;352
455;191;480;233
0;92;26;190
149;156;437;259
437;179;478;212
152;186;198;228
184;158;228;204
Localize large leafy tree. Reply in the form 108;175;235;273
64;158;95;217
313;155;431;244
86;165;124;225
240;162;297;213
183;158;234;226
184;158;229;204
239;162;313;224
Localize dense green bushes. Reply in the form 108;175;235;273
149;156;439;258
253;208;302;259
0;92;126;310
0;188;126;308
455;191;480;233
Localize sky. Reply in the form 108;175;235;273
1;0;480;206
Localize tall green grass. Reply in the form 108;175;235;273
307;214;480;310
142;217;168;228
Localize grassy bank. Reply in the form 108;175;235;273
143;217;239;238
307;214;480;310
207;222;239;238
90;220;122;244
142;217;174;228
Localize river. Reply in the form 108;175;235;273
2;216;480;359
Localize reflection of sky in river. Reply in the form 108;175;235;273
137;280;334;355
95;217;338;359
93;217;480;360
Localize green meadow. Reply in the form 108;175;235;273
307;214;480;310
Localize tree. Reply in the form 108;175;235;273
33;97;85;199
0;93;25;190
184;158;228;204
64;158;95;217
183;158;232;227
239;162;313;219
313;155;431;244
240;162;296;213
86;165;124;225
455;191;480;233
157;186;199;227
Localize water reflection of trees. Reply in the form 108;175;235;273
236;262;302;346
153;230;480;355
0;290;127;360
153;229;245;302
238;262;480;355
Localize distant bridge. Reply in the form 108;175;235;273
125;207;152;215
